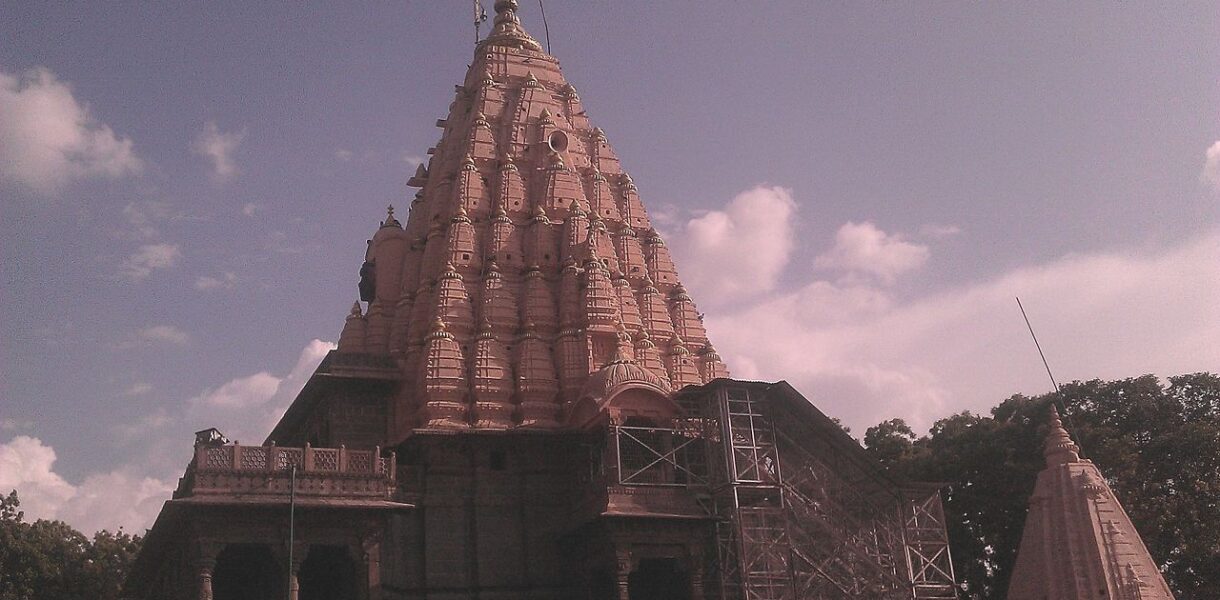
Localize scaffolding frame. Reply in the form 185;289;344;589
605;382;958;599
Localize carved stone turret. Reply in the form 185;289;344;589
419;318;468;428
1007;406;1175;600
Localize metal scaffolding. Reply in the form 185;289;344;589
608;382;959;600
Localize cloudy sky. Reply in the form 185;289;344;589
2;2;1217;535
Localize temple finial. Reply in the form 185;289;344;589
382;204;401;228
1044;404;1081;464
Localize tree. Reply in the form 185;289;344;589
865;373;1220;600
0;491;142;600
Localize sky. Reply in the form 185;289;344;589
1;1;1217;535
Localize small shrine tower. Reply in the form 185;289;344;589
1008;407;1175;600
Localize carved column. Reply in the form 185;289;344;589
615;549;633;600
192;541;222;600
280;542;307;600
194;557;215;600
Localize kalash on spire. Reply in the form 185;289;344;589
124;5;966;599
339;0;725;434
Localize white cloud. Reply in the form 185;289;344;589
194;271;237;290
123;382;153;397
666;186;798;307
1203;141;1220;192
191;372;281;408
706;228;1220;434
119;243;181;280
814;221;930;284
194;121;245;181
56;470;174;534
335;148;354;162
0;435;174;534
0;67;142;195
241;202;259;216
186;339;334;444
138;324;190;345
118;201;175;240
402;153;425;168
0;436;79;522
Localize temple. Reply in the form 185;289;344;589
120;2;1205;599
1006;407;1174;600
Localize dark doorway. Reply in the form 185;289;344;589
213;544;283;600
299;545;358;600
628;558;690;600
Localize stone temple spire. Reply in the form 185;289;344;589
342;1;727;435
1007;406;1175;600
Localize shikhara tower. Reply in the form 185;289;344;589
1007;407;1175;600
338;0;726;434
115;3;1156;599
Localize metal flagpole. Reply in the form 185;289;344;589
287;463;296;600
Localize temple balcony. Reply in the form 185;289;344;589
174;442;399;506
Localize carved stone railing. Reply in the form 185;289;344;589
174;443;397;501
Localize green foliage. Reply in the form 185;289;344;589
865;372;1220;600
0;490;142;600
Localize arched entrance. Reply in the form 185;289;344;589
628;557;691;600
213;544;282;600
299;544;358;600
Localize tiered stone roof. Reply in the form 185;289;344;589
1007;407;1175;600
337;0;726;431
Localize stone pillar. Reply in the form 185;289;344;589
615;550;632;600
280;542;306;600
194;557;215;600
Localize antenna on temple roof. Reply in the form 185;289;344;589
474;0;488;44
1016;296;1061;394
537;0;552;53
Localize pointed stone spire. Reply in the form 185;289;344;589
1007;405;1175;600
561;199;589;264
520;265;558;336
516;322;560;427
643;228;678;289
633;329;669;386
447;204;480;272
478;260;519;336
488;202;524;269
669;284;708;347
333;6;727;436
419;317;469;428
586;169;621;222
337;301;367;352
435;262;475;336
582;257;620;333
637;276;675;341
614;223;648;281
613;274;644;333
497;159;527;217
696;343;729;382
665;335;702;389
471;324;514;429
525;203;558;270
